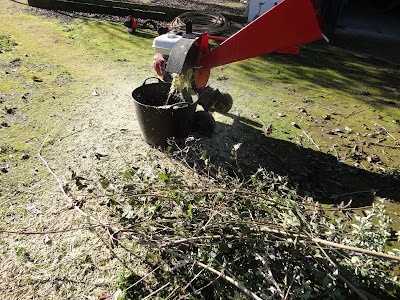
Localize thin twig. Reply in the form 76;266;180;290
182;269;204;292
165;286;180;300
193;273;222;294
38;127;103;225
329;190;377;199
162;235;233;247
141;282;171;300
164;249;263;300
302;130;321;150
283;270;294;300
373;122;398;142
368;141;400;149
332;144;340;160
122;266;161;295
304;205;373;212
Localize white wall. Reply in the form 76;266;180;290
247;0;284;22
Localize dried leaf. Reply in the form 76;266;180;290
31;76;42;82
325;130;337;135
264;125;272;134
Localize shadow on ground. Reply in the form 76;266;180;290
231;38;400;110
195;113;400;208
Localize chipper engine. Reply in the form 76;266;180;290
152;0;325;94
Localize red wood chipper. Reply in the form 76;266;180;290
132;0;326;145
152;0;326;91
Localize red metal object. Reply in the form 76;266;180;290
194;68;211;91
193;32;211;91
198;0;323;70
153;53;165;78
207;35;228;42
128;16;140;31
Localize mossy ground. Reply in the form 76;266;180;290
0;0;399;298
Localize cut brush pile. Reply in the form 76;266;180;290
77;141;400;299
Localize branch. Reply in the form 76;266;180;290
158;224;400;262
255;253;284;299
164;249;263;300
368;141;400;149
142;282;171;300
373;122;398;142
38;128;102;225
257;227;400;262
313;239;367;300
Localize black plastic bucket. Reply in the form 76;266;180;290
132;77;197;146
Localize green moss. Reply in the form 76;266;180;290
0;34;17;52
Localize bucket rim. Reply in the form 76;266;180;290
132;77;198;110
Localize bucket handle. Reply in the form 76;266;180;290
142;77;163;86
167;102;190;109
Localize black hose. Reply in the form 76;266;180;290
170;11;230;35
142;19;158;31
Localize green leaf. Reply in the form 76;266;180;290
100;178;110;189
124;170;132;180
123;184;134;191
218;242;231;254
185;204;192;221
158;174;169;180
240;225;251;235
322;275;331;285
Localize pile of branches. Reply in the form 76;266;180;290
38;138;400;299
99;141;399;299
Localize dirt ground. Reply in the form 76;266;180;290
1;0;400;299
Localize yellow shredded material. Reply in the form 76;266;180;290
166;69;194;104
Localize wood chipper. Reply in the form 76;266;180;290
132;0;326;145
151;0;326;91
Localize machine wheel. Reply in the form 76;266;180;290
211;91;233;114
198;87;233;113
192;111;215;136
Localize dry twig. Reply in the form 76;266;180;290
302;130;321;150
164;249;263;300
373;122;398;142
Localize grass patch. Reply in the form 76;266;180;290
0;34;17;53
